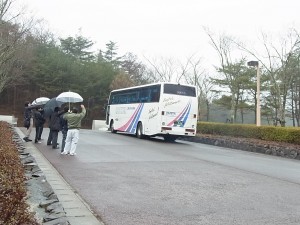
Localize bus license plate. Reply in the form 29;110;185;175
174;121;182;126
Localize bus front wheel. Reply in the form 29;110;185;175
110;120;117;133
136;122;144;139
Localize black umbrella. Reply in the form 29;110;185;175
43;98;64;118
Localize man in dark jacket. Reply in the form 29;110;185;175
47;107;61;149
34;106;46;143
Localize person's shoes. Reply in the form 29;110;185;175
23;137;31;142
48;143;58;146
52;146;59;149
69;153;77;156
61;151;68;155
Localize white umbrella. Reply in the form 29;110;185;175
32;97;50;105
56;91;83;102
56;91;83;108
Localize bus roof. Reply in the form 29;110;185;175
110;82;196;93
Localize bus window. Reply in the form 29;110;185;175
150;88;160;102
139;88;150;103
128;92;138;103
163;84;196;97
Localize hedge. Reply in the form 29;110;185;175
197;122;300;145
0;121;39;225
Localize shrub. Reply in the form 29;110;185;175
197;122;300;145
0;121;39;225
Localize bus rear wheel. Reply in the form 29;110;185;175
136;122;144;139
110;120;117;133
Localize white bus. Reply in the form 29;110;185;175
106;82;198;141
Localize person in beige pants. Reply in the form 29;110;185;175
23;101;34;142
61;105;86;156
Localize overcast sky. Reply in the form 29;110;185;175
17;0;300;68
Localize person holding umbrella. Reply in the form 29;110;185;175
61;104;86;156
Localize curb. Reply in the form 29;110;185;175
179;135;300;160
15;127;104;225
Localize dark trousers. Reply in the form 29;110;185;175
35;125;43;142
61;129;68;152
47;129;59;148
39;126;44;140
51;130;59;148
47;129;53;145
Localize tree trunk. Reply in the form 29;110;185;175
206;100;210;121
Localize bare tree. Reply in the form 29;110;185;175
204;27;245;123
143;55;179;82
236;29;300;126
177;54;218;121
121;53;154;85
109;71;135;90
0;0;33;93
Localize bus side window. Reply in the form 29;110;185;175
151;92;159;102
150;87;159;102
139;89;150;103
141;97;149;102
110;96;116;104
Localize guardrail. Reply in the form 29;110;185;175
0;115;18;126
92;120;108;131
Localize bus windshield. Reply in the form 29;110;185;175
163;84;196;97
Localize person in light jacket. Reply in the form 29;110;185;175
23;101;34;142
61;104;86;156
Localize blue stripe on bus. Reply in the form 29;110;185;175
181;102;191;127
127;103;144;133
178;101;191;127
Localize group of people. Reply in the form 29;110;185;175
23;101;86;156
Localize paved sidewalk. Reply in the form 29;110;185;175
15;128;104;225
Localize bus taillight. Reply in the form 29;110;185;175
161;127;172;131
193;114;197;118
162;111;165;115
185;128;195;132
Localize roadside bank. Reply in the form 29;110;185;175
180;134;300;160
15;127;104;225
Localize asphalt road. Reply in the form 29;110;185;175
32;128;300;225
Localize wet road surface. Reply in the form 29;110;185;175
27;128;300;225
